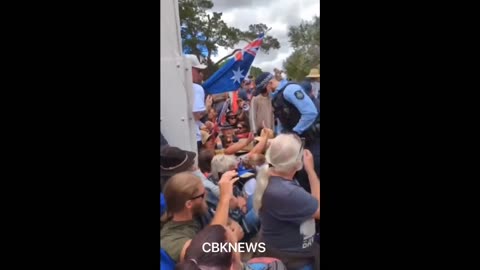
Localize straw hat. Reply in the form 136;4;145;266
200;130;214;145
305;68;320;78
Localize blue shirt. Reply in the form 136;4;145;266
259;176;318;253
271;80;318;134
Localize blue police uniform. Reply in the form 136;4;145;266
271;80;318;135
271;79;320;192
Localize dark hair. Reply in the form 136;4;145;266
198;149;215;173
176;225;232;270
237;121;250;132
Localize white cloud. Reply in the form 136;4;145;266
209;0;320;73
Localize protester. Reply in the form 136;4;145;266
235;98;249;123
212;93;229;116
199;130;217;152
198;149;216;179
226;111;239;127
305;68;320;99
250;80;275;135
185;54;213;151
161;170;242;263
240;153;266;197
253;134;320;270
210;154;260;238
235;121;250;139
161;146;220;200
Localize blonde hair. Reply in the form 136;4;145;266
211;154;238;181
253;134;303;213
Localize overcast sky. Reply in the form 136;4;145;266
208;0;320;74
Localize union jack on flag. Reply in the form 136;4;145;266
235;34;263;61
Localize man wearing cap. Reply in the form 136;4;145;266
254;71;320;189
185;54;213;152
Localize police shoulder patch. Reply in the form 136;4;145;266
294;90;304;100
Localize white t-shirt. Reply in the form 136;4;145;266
192;83;206;142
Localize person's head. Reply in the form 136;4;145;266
198;149;216;174
226;111;238;126
208;107;217;122
176;225;241;270
161;146;197;178
253;134;304;213
306;68;320;83
248;79;256;90
211;154;238;181
235;121;249;134
163;172;208;219
254;72;279;96
220;125;235;138
200;131;216;151
185;54;207;84
266;134;304;174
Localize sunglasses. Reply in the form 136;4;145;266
190;191;206;200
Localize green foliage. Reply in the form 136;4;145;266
248;66;263;79
179;0;280;79
283;16;320;81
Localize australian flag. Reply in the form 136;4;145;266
203;34;264;94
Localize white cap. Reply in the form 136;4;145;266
185;54;207;69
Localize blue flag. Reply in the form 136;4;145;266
203;34;264;94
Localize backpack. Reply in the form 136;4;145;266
246;257;288;270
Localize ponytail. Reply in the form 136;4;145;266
253;164;270;214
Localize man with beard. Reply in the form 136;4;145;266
161;170;242;263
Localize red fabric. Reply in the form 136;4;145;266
236;132;250;139
232;91;238;115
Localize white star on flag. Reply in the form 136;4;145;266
230;67;245;84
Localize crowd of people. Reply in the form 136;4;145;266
160;54;320;270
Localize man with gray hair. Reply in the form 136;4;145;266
253;134;320;270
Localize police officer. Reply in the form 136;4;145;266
254;72;320;191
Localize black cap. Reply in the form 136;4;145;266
254;72;274;96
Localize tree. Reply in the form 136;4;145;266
283;16;320;81
248;66;263;79
179;0;280;79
